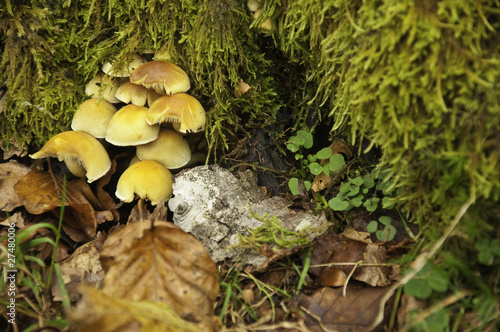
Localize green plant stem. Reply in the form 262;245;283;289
45;175;66;297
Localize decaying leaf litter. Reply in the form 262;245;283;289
1;137;419;332
3;0;499;330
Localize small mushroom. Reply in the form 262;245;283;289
146;93;206;133
115;160;173;206
85;73;122;104
71;98;117;138
105;104;160;146
114;80;149;106
129;60;191;95
101;53;146;77
30;131;111;183
136;128;191;169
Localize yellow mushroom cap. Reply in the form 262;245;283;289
30;131;111;183
136;128;192;169
146;93;206;133
71;98;117;138
129;60;191;95
101;53;146;77
85;73;122;104
114;80;149;106
105;104;160;146
115;160;173;206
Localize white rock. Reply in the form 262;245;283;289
168;165;328;265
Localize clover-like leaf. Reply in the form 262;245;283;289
328;154;345;172
303;180;312;191
328;197;351;211
363;197;379;212
288;178;300;196
309;162;323;175
315;147;333;160
296;130;313;149
366;221;379;233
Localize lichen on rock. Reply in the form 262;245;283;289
168;165;328;265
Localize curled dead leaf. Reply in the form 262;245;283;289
289;285;393;331
99;220;219;330
14;170;100;239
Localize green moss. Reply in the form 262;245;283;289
1;0;283;157
0;1;85;150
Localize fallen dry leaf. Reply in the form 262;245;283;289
68;286;204;332
289;284;393;332
309;232;392;287
0;160;31;211
14;170;112;240
52;240;105;302
99;220;220;330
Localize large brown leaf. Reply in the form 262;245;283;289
99;220;219;330
68;286;203;332
289;285;393;332
14;170;100;239
309;232;392;287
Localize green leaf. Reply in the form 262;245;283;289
376;180;393;195
363;197;379;212
404;278;432;299
350;195;363;207
379;216;392;226
478;251;494;265
425;311;450;331
296;130;313;149
363;177;375;189
309;162;323;175
315;147;332;160
347;186;360;197
366;220;379;233
303;180;312;191
328;154;345;172
328;197;350;211
288;178;300;195
307;154;317;162
351;176;363;187
294;153;303;160
286;136;301;152
339;182;352;194
491;240;500;256
376;224;396;241
427;269;449;292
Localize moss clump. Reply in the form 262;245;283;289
0;0;284;158
278;0;500;326
0;1;86;150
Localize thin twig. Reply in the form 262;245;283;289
368;195;475;331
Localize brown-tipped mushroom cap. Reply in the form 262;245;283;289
71;98;117;138
115;160;173;206
146;93;206;133
101;53;146;77
85;73;121;104
129;60;191;95
105;104;160;146
114;80;149;106
30;131;111;183
136;128;191;169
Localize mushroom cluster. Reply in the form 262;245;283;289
31;54;207;207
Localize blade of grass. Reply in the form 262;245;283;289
45;175;66;296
